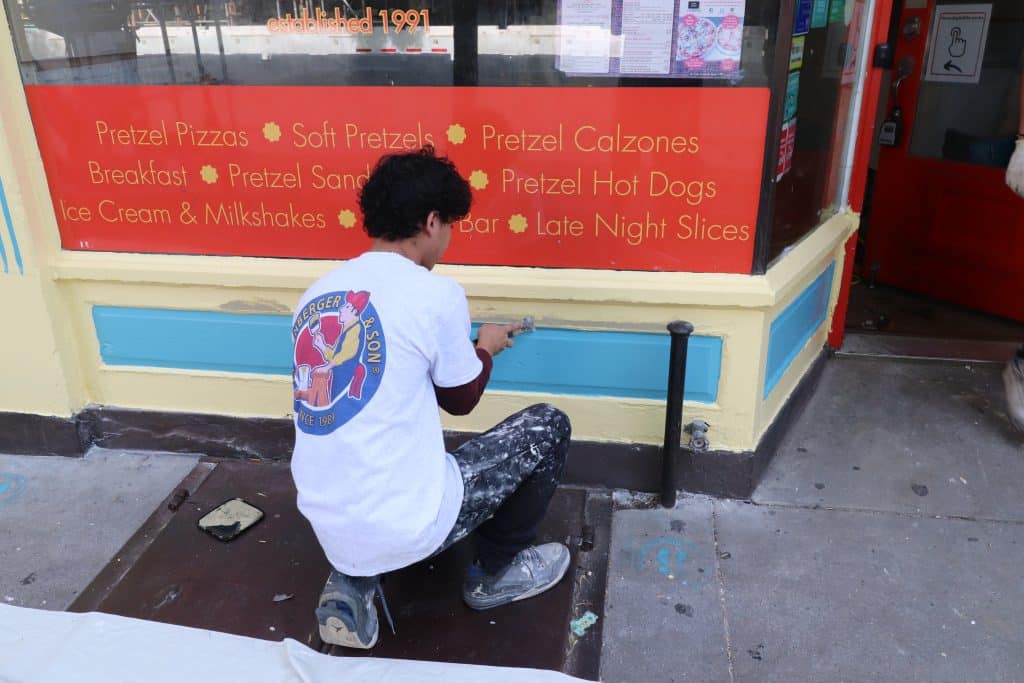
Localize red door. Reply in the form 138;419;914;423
865;0;1024;321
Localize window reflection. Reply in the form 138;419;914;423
768;0;865;266
5;1;777;87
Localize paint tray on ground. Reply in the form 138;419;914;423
70;460;608;678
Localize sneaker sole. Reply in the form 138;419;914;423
318;615;378;649
465;550;572;611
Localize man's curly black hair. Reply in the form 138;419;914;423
358;146;472;240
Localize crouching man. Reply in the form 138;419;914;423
290;146;572;649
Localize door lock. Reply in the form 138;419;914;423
879;106;904;147
902;16;922;39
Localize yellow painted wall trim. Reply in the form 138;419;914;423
51;213;858;314
0;6;87;415
754;320;828;443
752;210;860;442
52;250;778;308
764;211;858;302
92;363;730;447
51;215;859;449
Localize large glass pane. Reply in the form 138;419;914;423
5;1;780;87
768;0;868;265
3;1;785;274
909;0;1023;168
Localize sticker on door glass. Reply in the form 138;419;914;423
924;4;992;84
784;70;801;121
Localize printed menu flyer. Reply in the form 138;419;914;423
621;0;675;75
558;0;747;80
558;0;613;74
675;1;746;77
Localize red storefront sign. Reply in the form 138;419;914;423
25;85;768;272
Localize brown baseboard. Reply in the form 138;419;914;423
678;349;828;498
79;405;295;460
0;411;84;456
1;350;826;498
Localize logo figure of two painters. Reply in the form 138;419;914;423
294;291;385;435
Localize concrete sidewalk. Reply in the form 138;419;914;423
0;449;198;610
2;355;1023;681
601;356;1024;682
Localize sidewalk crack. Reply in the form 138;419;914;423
753;500;1024;527
712;500;736;683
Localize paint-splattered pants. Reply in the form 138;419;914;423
433;403;571;574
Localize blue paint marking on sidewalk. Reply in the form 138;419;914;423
0;179;22;275
637;537;691;574
634;536;708;590
0;473;26;507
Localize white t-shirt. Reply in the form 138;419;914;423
290;252;482;576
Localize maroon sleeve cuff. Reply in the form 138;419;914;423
434;348;492;416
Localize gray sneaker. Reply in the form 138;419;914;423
463;543;572;611
1005;355;1024;433
315;571;380;649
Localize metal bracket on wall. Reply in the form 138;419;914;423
685;420;711;452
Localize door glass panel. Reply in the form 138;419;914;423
909;0;1023;167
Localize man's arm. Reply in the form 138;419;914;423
432;322;517;415
434;348;493;416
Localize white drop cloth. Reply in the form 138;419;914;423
0;604;583;683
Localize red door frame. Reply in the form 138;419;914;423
828;0;896;349
862;1;1024;322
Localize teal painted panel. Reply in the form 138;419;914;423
764;262;836;398
0;178;22;274
474;326;722;403
94;306;723;403
93;307;293;375
0;178;12;274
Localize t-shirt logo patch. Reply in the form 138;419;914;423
292;290;386;435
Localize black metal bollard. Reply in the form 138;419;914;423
662;321;694;508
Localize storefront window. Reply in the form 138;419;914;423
7;1;780;87
4;1;800;274
766;0;867;266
